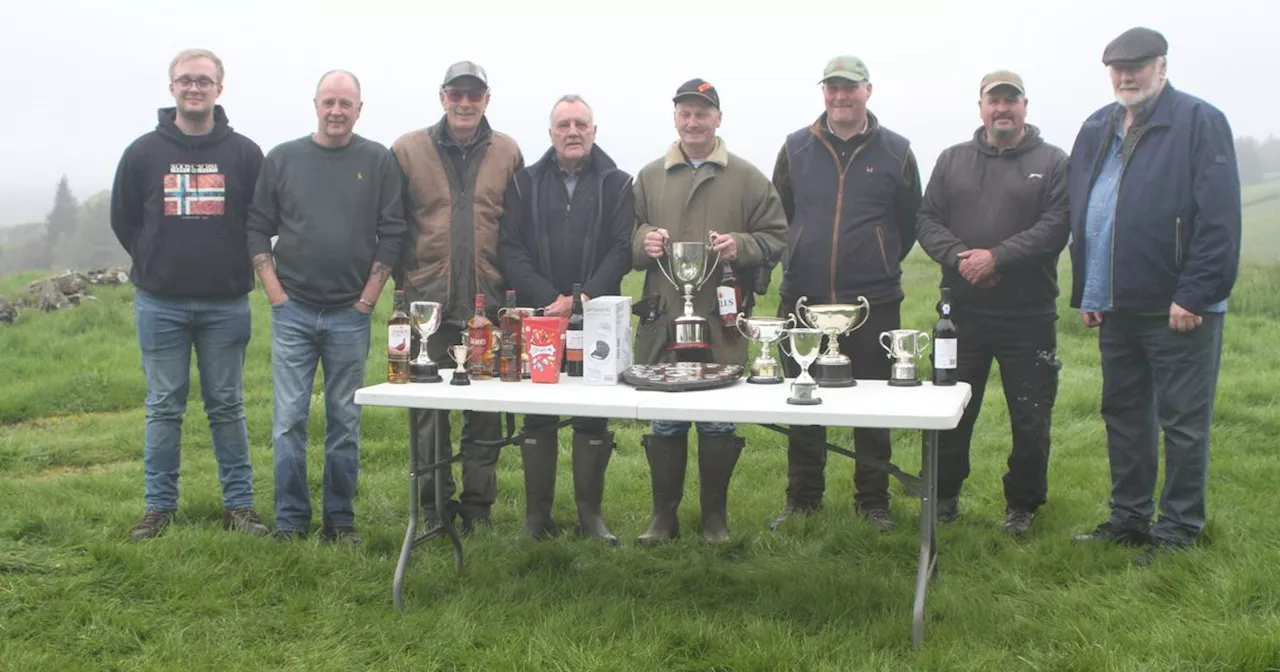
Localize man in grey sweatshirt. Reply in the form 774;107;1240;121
246;70;406;543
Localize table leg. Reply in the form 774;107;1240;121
912;428;940;647
438;411;464;571
394;409;421;612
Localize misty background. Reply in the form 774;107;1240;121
2;0;1277;272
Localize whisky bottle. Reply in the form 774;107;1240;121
387;290;410;384
466;293;495;380
498;289;522;382
716;263;741;328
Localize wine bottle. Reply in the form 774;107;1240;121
933;286;958;386
565;283;584;377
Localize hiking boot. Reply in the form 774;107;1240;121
129;510;174;541
321;525;361;545
223;508;268;536
1002;508;1035;536
1072;520;1149;546
768;501;821;531
937;497;962;523
860;506;895;532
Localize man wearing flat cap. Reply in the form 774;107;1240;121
632;78;788;544
391;61;524;533
1067;28;1241;564
916;70;1069;536
768;55;922;533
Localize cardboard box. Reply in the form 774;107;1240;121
583;296;632;385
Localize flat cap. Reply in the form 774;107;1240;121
673;78;720;109
442;61;488;87
980;70;1025;95
1102;27;1168;66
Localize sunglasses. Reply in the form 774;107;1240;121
444;88;487;103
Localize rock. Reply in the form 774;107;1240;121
30;280;70;312
50;270;88;296
87;267;130;285
0;296;15;325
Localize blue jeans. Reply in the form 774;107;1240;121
651;420;736;437
271;299;372;531
134;288;254;512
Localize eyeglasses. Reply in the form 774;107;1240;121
444;88;487;103
173;76;218;91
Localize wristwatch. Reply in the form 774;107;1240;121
358;298;375;309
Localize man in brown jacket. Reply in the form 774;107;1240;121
632;79;788;544
391;61;524;532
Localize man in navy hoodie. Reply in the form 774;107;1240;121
110;48;267;541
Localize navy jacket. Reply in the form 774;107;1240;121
1067;83;1241;314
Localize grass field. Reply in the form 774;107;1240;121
2;208;1279;670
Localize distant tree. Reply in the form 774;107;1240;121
43;175;79;268
59;191;129;270
1258;134;1280;176
1236;136;1264;186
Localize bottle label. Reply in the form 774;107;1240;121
388;325;410;358
566;330;584;361
716;285;737;316
468;332;490;362
934;338;958;369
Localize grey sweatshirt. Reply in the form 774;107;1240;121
247;134;406;308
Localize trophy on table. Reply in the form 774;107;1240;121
446;335;471;386
735;313;795;384
879;329;931;387
655;236;721;352
795;295;871;387
781;327;825;405
409;301;443;383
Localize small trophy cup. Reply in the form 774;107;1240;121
781;327;825;405
656;238;720;352
409;301;443;383
447;336;471;386
735;313;795;384
879;329;931;387
795;295;871;388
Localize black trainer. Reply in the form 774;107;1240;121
321;526;360;545
1002;508;1035;536
937;497;962;523
1072;520;1148;546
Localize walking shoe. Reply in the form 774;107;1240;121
223;508;268;536
271;528;309;542
1071;520;1149;546
321;526;361;545
459;509;491;536
1002;508;1035;536
768;501;821;531
1133;536;1193;567
129;510;174;541
860;506;895;532
937;497;962;523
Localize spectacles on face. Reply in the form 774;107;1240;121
444;88;487;103
173;76;218;91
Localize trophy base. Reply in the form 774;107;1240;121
410;362;442;384
748;373;784;385
812;359;856;388
747;359;783;384
787;380;823;405
888;376;922;387
667;340;712;351
450;371;471;386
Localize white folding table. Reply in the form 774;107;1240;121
354;377;970;647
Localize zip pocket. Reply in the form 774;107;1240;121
875;227;892;275
1174;216;1183;268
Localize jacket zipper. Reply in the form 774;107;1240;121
818;134;869;302
875;227;891;275
1174;216;1183;268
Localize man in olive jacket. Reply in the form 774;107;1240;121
632;79;788;544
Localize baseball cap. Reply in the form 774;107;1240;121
442;61;488;88
673;78;720;109
980;70;1025;95
820;55;870;83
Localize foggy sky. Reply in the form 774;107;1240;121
2;0;1277;225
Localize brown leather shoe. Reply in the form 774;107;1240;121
223;508;268;536
860;506;896;532
129;510;174;541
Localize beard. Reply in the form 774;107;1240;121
1115;77;1163;108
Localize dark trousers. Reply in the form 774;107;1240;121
776;296;899;509
1099;311;1224;544
937;311;1059;512
412;322;502;514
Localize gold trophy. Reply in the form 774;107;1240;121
795;295;871;387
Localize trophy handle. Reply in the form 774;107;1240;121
783;312;797;330
779;331;794;359
734;313;751;340
497;307;509;320
879;331;894;358
697;237;722;291
915;333;931;357
852;295;871;332
655;236;679;290
795;296;814;329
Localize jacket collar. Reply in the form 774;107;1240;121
663;137;729;170
531;143;618;176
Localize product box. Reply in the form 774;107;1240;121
523;316;565;384
583;296;632;386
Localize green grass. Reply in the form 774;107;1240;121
3;226;1280;670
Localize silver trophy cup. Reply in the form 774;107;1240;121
879;329;931;387
795;295;871;388
445;336;470;386
781;327;825;405
656;239;720;351
735;313;795;384
409;301;443;383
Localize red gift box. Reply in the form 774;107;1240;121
522;316;565;384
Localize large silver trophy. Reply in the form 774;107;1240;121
879;329;931;387
409;301;443;383
656;239;721;352
735;313;795;384
795;295;871;388
781;327;825;405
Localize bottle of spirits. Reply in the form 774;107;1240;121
387;290;411;384
466;293;495;380
716;263;741;328
565;283;584;377
933;286;958;386
499;290;522;382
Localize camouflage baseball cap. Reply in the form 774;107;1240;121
980;70;1025;95
442;61;488;88
821;55;870;84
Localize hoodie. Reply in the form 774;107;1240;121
915;124;1069;316
110;105;264;299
